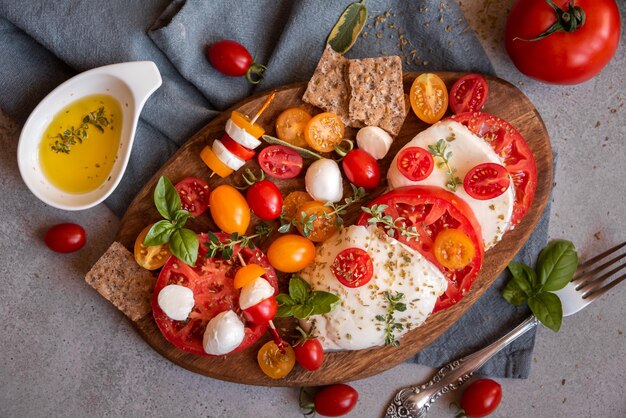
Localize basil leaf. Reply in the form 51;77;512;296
327;0;368;54
507;261;536;293
502;279;530;305
173;209;191;226
154;176;181;220
275;293;296;307
529;292;563;332
276;305;294;318
308;291;341;315
144;220;175;246
289;276;311;304
538;240;578;292
292;304;316;320
169;228;198;266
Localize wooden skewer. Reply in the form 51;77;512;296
250;90;276;125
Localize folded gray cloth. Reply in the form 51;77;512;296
0;0;544;378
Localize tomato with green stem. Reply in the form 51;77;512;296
206;40;266;84
300;384;359;417
293;327;324;371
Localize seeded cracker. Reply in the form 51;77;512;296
302;45;351;125
85;241;155;321
347;55;406;136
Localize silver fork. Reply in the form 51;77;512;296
385;241;626;418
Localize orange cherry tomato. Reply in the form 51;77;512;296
434;228;476;270
134;224;172;270
275;107;312;148
200;146;233;178
257;340;295;379
267;234;316;273
234;264;267;289
282;191;313;221
231;111;265;138
410;73;449;124
209;185;250;235
296;201;338;243
304;112;345;153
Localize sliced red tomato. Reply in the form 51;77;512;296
464;162;510;200
450;112;537;225
331;248;374;288
220;133;255;161
152;232;278;356
175;177;211;217
397;147;434;181
358;186;484;311
258;145;303;179
449;74;488;114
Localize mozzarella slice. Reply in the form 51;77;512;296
239;277;275;310
356;126;393;160
225;118;262;149
299;225;447;351
202;310;245;355
387;120;514;249
213;139;246;171
305;158;343;203
157;284;195;321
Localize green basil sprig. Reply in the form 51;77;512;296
327;0;368;55
144;176;199;266
276;276;340;320
502;239;578;332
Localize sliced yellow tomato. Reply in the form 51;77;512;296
209;185;250;235
434;228;476;270
134;224;172;270
275;107;312;148
231;111;265;138
257;340;295;379
267;234;316;273
296;201;338;243
234;264;267;289
200;145;233;178
410;73;449;124
304;112;345;153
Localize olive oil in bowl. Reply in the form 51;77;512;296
39;94;122;194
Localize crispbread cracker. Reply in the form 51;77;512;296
302;45;351;125
85;241;155;322
347;55;406;135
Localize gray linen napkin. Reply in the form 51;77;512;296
0;0;544;378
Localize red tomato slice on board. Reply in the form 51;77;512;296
175;177;211;217
358;186;484;312
450;112;537;226
258;145;303;179
152;232;278;356
449;74;488;114
331;248;374;288
464;162;510;200
396;147;434;181
221;133;256;161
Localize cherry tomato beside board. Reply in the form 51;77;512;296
449;74;488;114
246;179;283;220
294;337;324;371
464;162;510;200
258;145;303;179
342;149;380;189
175;177;211;217
313;384;359;417
206;40;266;84
44;223;86;253
460;379;502;417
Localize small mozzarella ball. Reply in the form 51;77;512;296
157;284;195;321
305;158;343;203
239;277;275;310
202;310;245;355
356;126;393;160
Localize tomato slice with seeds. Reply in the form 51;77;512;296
258;145;303;179
434;229;476;270
275;107;312;148
152;232;278;356
358;186;484;311
397;147;434;181
175;177;211;217
304;112;345;152
220;133;256;161
449;74;489;114
410;73;449;124
331;248;374;288
464;162;510;200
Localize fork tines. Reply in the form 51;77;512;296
573;241;626;301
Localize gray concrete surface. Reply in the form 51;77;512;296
1;1;625;417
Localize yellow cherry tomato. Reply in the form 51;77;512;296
410;73;449;124
267;234;316;273
231;111;265;138
234;264;267;289
209;185;250;235
282;191;313;221
296;201;338;243
434;228;476;270
257;340;295;379
133;224;172;270
200;146;233;178
304;112;345;152
275;107;312;148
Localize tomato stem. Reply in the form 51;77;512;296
513;0;586;42
245;62;267;85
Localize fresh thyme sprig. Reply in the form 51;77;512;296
361;204;420;241
375;292;407;346
204;223;272;259
428;138;462;191
50;107;110;154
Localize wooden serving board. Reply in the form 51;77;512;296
115;72;552;387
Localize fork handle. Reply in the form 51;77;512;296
386;316;539;418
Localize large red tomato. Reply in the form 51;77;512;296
505;0;621;84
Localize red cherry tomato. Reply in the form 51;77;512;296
243;297;277;324
505;0;621;84
246;179;283;220
396;147;434;181
258;145;303;179
313;384;359;417
460;379;502;417
464;163;510;200
220;134;255;161
44;223;86;253
294;338;324;371
449;74;488;114
175;177;211;217
342;149;381;189
331;248;374;288
206;40;266;84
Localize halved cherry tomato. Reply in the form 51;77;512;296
247;179;283;220
434;229;476;270
134;224;172;270
258;145;304;179
267;234;316;273
409;73;448;124
44;223;86;253
296;201;338;243
313;384;359;417
342;149;380;189
464;162;510;200
331;248;374;288
449;74;488;114
304;112;345;152
397;147;434;181
234;263;267;289
209;185;250;235
294;338;324;371
282;191;314;221
175;177;211;217
275;107;312;148
231;111;265;138
460;379;502;417
257;340;296;379
243;297;277;324
220;134;255;161
200;145;233;178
